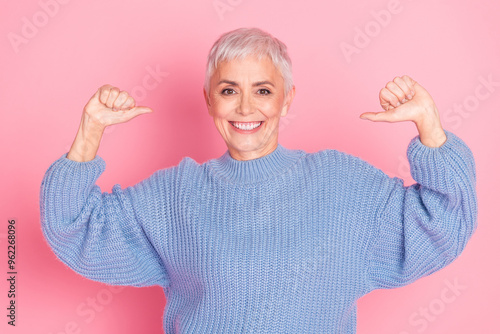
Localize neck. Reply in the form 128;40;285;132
209;143;305;184
228;142;279;161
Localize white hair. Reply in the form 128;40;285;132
204;27;294;95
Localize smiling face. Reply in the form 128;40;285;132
204;54;295;161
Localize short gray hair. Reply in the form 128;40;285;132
204;27;294;95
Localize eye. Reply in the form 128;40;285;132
221;88;236;95
257;89;271;95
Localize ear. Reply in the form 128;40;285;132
281;85;296;117
203;88;212;116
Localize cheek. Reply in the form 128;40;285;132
214;118;229;131
260;99;284;119
211;100;234;118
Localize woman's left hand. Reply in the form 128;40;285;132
359;75;447;147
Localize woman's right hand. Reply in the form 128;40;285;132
84;84;153;131
67;85;153;162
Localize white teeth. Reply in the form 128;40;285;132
231;121;262;130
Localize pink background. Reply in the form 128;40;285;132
1;0;499;333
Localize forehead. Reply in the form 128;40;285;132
213;55;282;83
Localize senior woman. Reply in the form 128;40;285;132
40;28;477;333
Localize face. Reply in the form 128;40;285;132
204;55;295;161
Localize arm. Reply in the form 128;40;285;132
40;155;169;287
40;85;166;287
67;84;152;162
359;75;477;288
366;130;477;288
360;75;447;148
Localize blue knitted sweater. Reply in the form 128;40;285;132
40;130;477;333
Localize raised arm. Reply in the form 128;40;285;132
40;86;168;287
365;130;477;288
68;84;153;162
359;76;478;288
359;75;447;148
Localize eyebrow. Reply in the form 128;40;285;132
217;80;275;87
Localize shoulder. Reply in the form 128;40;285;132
157;156;206;179
299;147;387;178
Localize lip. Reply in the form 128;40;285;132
229;121;264;134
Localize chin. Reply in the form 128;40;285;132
229;142;261;153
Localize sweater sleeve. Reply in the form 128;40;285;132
39;153;169;288
366;130;477;289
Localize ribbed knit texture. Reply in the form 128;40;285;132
39;130;477;333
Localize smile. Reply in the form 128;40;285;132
229;121;263;131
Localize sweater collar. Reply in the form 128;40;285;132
208;144;304;184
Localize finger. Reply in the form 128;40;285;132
393;76;413;100
386;81;406;104
380;87;401;109
98;85;113;105
113;91;130;110
401;75;416;97
122;96;136;110
105;87;120;109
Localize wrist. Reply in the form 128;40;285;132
414;106;447;148
67;113;106;162
81;110;106;133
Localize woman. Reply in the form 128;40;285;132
40;28;477;333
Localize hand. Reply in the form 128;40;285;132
84;84;153;131
359;75;447;147
360;75;432;124
67;85;153;162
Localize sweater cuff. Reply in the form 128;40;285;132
41;153;106;205
406;130;475;192
41;153;107;218
54;152;106;180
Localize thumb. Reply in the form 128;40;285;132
359;111;392;122
122;106;153;122
132;106;153;115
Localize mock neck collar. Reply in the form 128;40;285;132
208;144;305;184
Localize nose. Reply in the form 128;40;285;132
236;91;254;116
